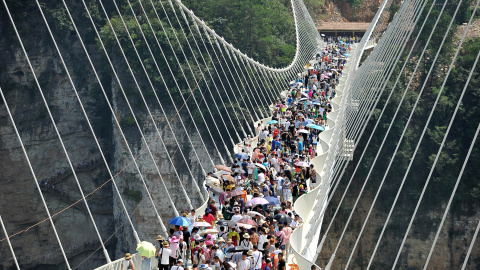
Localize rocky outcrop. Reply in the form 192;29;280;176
0;3;219;269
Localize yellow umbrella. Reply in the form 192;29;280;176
136;241;155;258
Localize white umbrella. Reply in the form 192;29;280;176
205;176;220;187
247;211;265;218
191;221;212;227
254;163;266;171
298;129;309;134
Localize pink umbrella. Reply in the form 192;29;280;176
295;161;309;167
237;218;258;226
249;197;269;205
236;223;253;229
227;190;244;199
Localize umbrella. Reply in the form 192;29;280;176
234;168;246;174
254;163;266;171
191;221;212;227
298;129;309;134
237;218;257;226
236;223;253;229
274;213;292;224
301;93;308;98
305;119;314;124
227;190;244;198
267;120;278;124
321;34;325;37
227;247;248;253
306;123;316;128
136;241;156;258
215;164;232;173
247;211;265;218
234;153;248;160
295;161;310;167
344;53;349;57
200;228;219;235
249;197;269;205
326;72;333;76
222;174;235;182
210;186;224;195
205;176;220;187
264;196;280;205
313;102;321;106
217;219;236;227
169;216;192;227
227;262;237;268
312;125;325;131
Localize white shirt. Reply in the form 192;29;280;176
258;234;268;250
276;177;284;190
231;214;243;223
187;213;196;224
237;258;251;270
239;239;253;250
251;251;263;269
257;172;265;183
158;247;172;265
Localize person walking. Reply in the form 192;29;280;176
157;241;172;270
121;253;135;270
171;259;184;270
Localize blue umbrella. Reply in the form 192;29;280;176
169;216;192;227
311;125;325;131
306;123;316;128
344;53;349;57
267;120;278;125
264;196;280;205
234;153;248;160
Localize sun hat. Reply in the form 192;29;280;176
156;235;163;241
217;237;225;243
162;241;169;247
170;236;179;243
243;233;250;239
247;250;253;256
124;253;132;260
177;259;183;263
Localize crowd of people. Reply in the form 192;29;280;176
120;39;351;270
